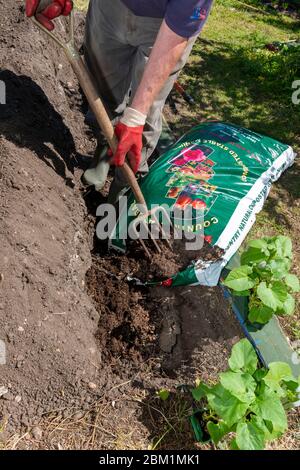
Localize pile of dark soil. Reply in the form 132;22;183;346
85;252;242;384
0;0;100;436
86;255;156;363
0;0;243;447
129;237;224;281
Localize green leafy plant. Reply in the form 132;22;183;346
192;339;300;450
157;389;170;401
223;236;299;324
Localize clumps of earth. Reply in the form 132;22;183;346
129;238;224;282
0;0;242;444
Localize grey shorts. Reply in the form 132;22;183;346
84;0;197;183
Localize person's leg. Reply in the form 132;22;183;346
84;0;136;118
83;0;136;189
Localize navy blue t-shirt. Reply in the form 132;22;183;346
121;0;213;38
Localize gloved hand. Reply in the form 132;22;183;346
111;107;146;174
25;0;73;31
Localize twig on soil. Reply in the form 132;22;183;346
5;432;29;450
90;406;101;447
88;408;118;448
134;398;176;434
151;428;172;450
180;289;192;296
157;296;176;305
89;360;100;369
109;379;133;393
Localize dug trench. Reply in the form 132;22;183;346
0;1;243;447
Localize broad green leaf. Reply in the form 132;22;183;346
269;259;291;278
236;421;265;450
231;290;250;297
241;247;268;266
250;415;273;442
271;281;288;301
257;393;287;434
282;378;299;393
257;281;286;310
228;339;258;374
157;389;170;401
263;419;283;440
207;421;229;444
223;266;255;292
249;390;285;440
257;282;278;310
263;235;276;247
220;371;256;404
248;239;269;251
263;362;293;395
206;384;249;428
191;383;210;401
285;274;300;293
274;236;292;259
252;265;271;280
230;438;239;450
283;257;292;270
248;304;274;324
279;293;295;316
253;368;268;382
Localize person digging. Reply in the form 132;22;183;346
25;0;213;203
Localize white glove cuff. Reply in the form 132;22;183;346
121;107;147;127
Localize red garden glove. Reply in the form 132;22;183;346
111;107;146;174
25;0;73;31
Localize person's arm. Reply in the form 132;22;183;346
132;20;188;115
112;21;188;172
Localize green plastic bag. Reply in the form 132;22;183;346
109;122;295;287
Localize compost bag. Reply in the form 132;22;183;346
109;122;295;287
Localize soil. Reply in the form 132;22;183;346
0;0;243;448
86;253;241;380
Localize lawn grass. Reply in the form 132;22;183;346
178;0;300;149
